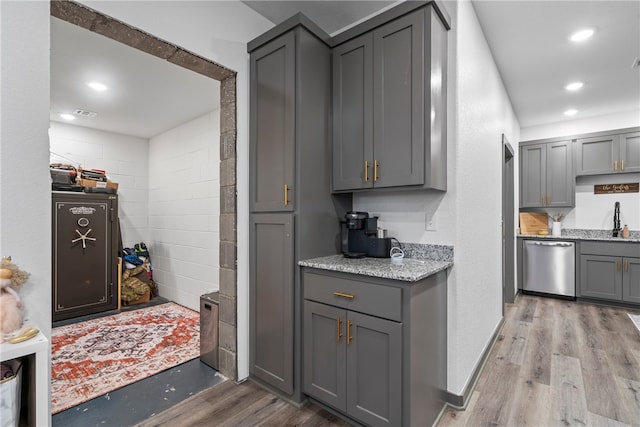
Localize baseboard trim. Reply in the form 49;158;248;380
445;316;506;409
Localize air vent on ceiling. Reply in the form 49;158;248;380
632;57;640;69
73;108;98;118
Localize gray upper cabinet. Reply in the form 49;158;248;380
620;131;640;173
520;140;573;208
249;21;338;402
576;131;640;175
250;32;295;212
332;5;448;192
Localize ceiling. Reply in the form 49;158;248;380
50;1;639;139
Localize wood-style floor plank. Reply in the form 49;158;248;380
137;295;640;427
440;295;640;427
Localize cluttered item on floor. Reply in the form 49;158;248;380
121;242;157;305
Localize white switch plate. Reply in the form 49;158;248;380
426;212;437;231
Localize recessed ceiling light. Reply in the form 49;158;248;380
564;109;578;116
565;82;584;91
570;28;595;42
87;82;108;91
59;113;75;121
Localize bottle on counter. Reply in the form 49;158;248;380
622;224;630;238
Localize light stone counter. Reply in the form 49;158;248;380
518;228;640;243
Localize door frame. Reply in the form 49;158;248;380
51;0;239;379
502;135;516;312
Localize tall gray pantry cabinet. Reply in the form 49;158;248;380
248;18;338;403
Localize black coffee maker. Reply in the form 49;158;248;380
341;211;392;258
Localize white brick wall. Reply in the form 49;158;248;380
149;110;220;311
49;121;149;247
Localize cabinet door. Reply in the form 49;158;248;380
250;213;294;394
546;140;574;207
332;34;373;191
576;135;618;175
346;311;402;427
620;132;640;173
622;257;640;304
579;255;622;301
520;143;546;208
303;301;346;411
372;9;425;188
250;32;295;212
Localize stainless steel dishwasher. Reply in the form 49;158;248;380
523;240;575;298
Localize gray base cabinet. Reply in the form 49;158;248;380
302;268;447;427
578;241;640;304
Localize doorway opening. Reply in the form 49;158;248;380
50;0;238;380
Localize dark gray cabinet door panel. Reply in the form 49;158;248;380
250;213;294;393
373;9;424;188
303;301;346;411
520;143;546;208
332;34;373;191
579;255;622;301
250;32;295;212
546;140;574;207
620;132;640;173
576;135;618;175
622;257;640;304
346;310;402;427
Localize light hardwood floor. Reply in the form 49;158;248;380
137;295;640;427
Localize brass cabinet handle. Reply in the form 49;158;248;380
333;291;355;299
617;259;621;271
542;196;545;206
374;160;379;182
614;160;618;171
337;317;343;342
547;196;551;205
621;160;625;171
347;320;353;345
364;161;369;183
625;260;629;272
284;184;290;206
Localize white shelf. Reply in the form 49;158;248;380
1;330;49;426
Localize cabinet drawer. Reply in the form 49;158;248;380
303;271;402;321
581;241;640;257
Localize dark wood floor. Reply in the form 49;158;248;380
136;295;640;427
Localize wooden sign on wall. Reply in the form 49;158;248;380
594;183;639;194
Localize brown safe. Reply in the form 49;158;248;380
52;191;119;321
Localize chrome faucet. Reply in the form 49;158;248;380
613;202;621;237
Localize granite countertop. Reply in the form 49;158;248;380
518;228;640;243
299;243;454;282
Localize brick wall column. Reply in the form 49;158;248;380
218;75;237;379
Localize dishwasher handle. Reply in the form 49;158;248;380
527;241;573;247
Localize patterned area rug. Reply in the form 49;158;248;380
51;302;200;414
629;313;640;334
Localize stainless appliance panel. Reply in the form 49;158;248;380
523;240;575;297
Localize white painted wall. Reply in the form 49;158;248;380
0;1;52;419
148;111;220;311
78;0;273;379
49;122;150;247
521;111;640;232
354;0;522;396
